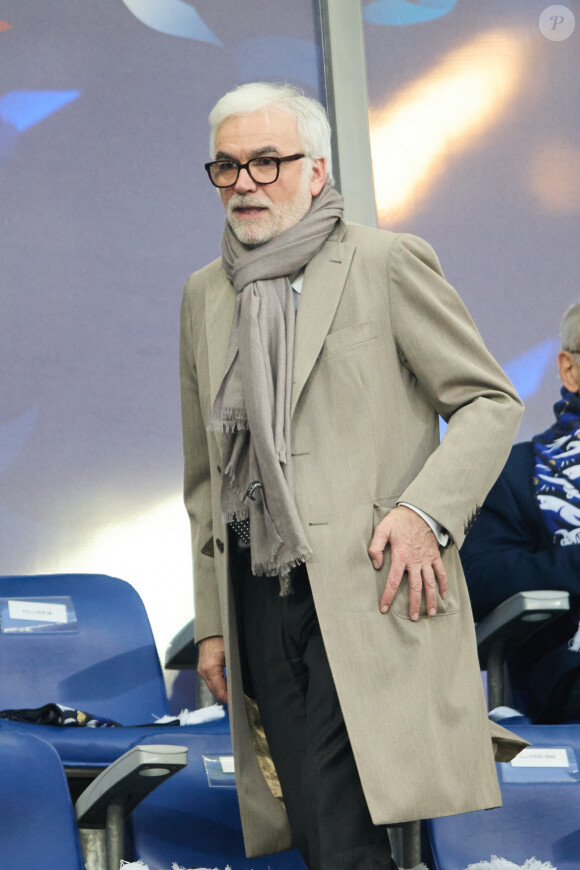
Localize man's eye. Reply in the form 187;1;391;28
252;157;277;168
216;162;236;172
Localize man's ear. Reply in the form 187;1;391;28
558;350;580;393
310;158;327;197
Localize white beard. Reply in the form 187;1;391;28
226;173;313;247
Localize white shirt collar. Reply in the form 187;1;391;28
291;270;305;295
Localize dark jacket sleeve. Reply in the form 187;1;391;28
460;441;580;621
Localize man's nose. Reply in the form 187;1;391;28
233;166;258;193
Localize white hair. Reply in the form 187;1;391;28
561;301;580;351
208;82;334;186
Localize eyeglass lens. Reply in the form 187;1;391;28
210;157;280;187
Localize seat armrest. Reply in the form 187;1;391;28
75;744;188;826
476;590;570;710
75;744;188;870
477;590;570;663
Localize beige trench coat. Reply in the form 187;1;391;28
180;221;525;858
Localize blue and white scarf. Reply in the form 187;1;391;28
532;387;580;546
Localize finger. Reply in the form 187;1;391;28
368;537;385;571
434;557;447;600
202;667;228;704
368;526;390;570
212;677;228;704
407;566;423;622
379;559;403;613
422;565;438;617
198;658;226;694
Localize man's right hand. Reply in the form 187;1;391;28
197;635;228;703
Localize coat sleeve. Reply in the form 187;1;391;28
460;444;580;621
390;233;524;549
180;278;223;643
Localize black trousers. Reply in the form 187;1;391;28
233;546;398;870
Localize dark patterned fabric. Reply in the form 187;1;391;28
532;387;580;546
0;703;120;727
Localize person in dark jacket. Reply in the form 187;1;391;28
461;301;580;721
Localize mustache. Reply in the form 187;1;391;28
227;194;270;210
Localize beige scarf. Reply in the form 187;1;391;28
210;184;344;589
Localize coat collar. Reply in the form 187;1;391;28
204;219;356;419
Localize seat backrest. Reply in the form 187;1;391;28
0;574;169;724
0;730;85;868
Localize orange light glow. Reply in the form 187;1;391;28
370;29;529;223
528;139;580;214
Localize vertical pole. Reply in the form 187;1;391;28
319;0;377;227
106;803;125;870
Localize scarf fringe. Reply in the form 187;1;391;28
279;570;293;597
208;408;249;434
223;509;249;525
252;545;312;579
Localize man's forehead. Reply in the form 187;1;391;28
215;108;300;156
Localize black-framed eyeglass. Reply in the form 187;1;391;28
205;153;305;188
567;350;580;355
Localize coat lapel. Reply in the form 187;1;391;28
205;266;236;409
292;226;356;417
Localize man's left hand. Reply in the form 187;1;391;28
368;505;447;621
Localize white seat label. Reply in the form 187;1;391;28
8;599;68;624
511;747;569;768
220;755;235;773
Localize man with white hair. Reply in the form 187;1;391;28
180;82;524;870
462;301;580;723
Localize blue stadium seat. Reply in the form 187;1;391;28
0;573;304;867
0;573;168;725
426;592;580;868
0;573;215;775
427;720;580;868
0;730;85;869
131;729;306;869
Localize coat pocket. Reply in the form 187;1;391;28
372;497;459;619
320;320;377;358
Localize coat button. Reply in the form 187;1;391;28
216;538;224;553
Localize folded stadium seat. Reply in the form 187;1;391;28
0;573;305;868
0;729;85;869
